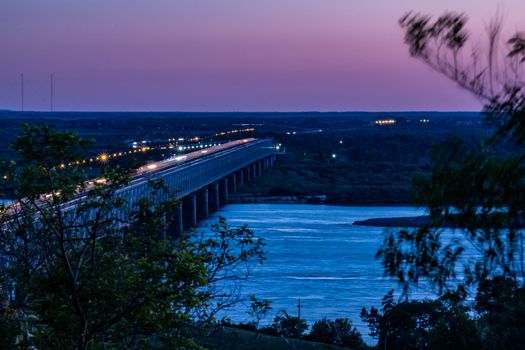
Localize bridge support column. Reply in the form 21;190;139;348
238;169;244;185
220;178;229;204
257;160;262;176
251;163;257;179
245;166;251;182
183;194;197;229
229;173;237;194
197;188;209;219
159;213;167;240
209;182;220;212
171;204;183;238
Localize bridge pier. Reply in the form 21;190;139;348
209;182;220;212
220;178;229;204
171;204;183;238
228;173;237;194
183;194;197;229
197;188;209;219
237;170;244;185
257;160;262;176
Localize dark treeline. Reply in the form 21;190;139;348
240;114;491;205
222;276;525;350
0;111;488;205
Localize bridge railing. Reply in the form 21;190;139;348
117;138;275;203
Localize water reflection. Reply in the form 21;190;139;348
198;204;431;342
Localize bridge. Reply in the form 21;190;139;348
114;138;276;237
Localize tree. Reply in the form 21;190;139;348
474;276;525;350
307;317;365;348
246;295;272;330
379;10;525;298
361;290;481;350
263;310;308;338
0;124;265;349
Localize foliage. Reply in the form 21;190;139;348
246;295;272;330
361;290;481;350
373;8;525;350
307;317;366;349
261;310;308;338
378;10;525;296
0;124;265;349
474;276;525;350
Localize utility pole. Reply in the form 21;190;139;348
20;73;24;112
50;73;54;112
297;298;301;339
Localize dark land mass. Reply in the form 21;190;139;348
353;215;525;228
197;326;347;350
353;216;432;227
0;110;492;204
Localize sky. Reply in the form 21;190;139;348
1;0;525;112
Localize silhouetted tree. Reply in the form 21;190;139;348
0;125;265;349
307;317;366;348
361;290;481;350
380;10;525;298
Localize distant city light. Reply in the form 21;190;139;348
331;153;336;159
339;140;343;144
374;119;396;125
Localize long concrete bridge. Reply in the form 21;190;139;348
115;138;276;237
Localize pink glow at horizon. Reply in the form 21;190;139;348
1;0;525;112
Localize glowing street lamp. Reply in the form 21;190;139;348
99;153;109;163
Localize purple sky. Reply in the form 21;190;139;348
1;0;524;112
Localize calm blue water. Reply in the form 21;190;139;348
198;204;434;340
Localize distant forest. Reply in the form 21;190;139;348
0;110;488;204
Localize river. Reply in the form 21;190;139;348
198;204;434;342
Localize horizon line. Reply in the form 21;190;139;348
0;109;482;114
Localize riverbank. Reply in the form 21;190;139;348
353;214;525;228
229;194;327;204
229;194;417;207
197;326;348;350
353;215;431;227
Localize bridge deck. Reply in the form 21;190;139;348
118;138;275;202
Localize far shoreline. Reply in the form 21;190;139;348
229;194;417;207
